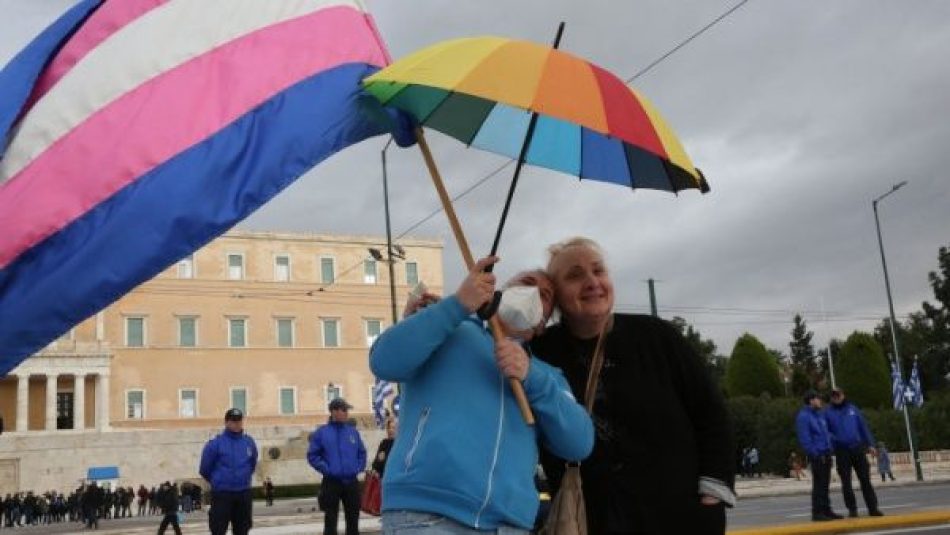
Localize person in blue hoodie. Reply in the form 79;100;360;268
369;257;594;535
308;397;367;535
825;387;883;517
795;390;842;522
199;408;258;535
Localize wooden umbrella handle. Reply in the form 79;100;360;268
414;127;535;425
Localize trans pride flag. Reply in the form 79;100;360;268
0;0;409;373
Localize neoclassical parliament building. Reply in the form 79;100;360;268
0;230;442;492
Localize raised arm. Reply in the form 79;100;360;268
370;256;497;381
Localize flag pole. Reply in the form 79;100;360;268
414;127;535;425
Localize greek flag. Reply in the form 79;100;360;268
891;362;905;410
909;359;924;408
372;378;395;428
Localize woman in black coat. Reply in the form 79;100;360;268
533;237;736;535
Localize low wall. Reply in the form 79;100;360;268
0;424;385;495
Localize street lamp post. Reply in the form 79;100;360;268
872;181;923;481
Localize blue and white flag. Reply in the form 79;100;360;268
909;359;924;408
372;377;395;428
891;362;905;410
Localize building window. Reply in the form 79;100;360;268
177;255;195;279
228;253;244;280
320;257;335;284
279;387;297;415
325;383;343;407
365;319;382;347
229;318;247;348
405;261;419;286
230;387;248;414
274;255;290;282
322;318;340;348
126;390;145;419
276;318;294;348
364;259;377;284
179;389;198;418
125;317;145;347
178;316;197;347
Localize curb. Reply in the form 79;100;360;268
737;477;950;499
728;510;950;535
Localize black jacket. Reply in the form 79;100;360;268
371;437;394;476
532;314;735;535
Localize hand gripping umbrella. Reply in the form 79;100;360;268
364;23;709;424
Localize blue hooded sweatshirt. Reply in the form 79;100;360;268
824;401;875;450
307;420;367;482
795;405;833;459
369;296;594;531
199;429;258;492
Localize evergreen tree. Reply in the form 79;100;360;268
835;332;891;409
725;333;784;398
788;314;818;395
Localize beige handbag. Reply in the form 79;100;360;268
541;325;607;535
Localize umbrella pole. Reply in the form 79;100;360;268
486;22;566;264
414;127;536;426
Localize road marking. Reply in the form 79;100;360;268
786;504;918;518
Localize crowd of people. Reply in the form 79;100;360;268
0;481;202;530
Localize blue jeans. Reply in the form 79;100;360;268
382;510;530;535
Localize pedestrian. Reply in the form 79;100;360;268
136;484;148;516
796;390;843;522
80;483;102;529
263;477;275;507
825;387;884;517
747;446;761;477
876;442;896;482
308;398;366;535
532;238;734;534
156;482;182;535
200;407;258;535
370;262;594;534
789;451;805;480
370;417;397;477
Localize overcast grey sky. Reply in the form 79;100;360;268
2;1;948;357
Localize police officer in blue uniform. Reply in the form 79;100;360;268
200;408;258;535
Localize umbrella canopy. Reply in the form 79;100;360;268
364;35;709;194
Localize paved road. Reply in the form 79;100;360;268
729;480;950;528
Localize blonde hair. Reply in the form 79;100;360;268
546;237;606;279
503;268;551;290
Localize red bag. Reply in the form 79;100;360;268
360;472;382;516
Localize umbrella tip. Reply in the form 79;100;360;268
696;168;711;194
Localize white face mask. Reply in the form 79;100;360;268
498;285;544;333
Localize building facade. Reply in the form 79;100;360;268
0;230;443;434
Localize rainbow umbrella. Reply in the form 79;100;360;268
364;31;709;196
363;25;708;424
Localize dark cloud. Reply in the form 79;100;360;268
3;1;948;356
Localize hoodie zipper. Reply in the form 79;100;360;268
404;406;430;472
474;374;505;528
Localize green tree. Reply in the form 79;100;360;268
835;332;891;409
725;334;784;398
788;314;820;396
670;316;725;386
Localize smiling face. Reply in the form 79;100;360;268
548;242;614;332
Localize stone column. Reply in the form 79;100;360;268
45;374;59;431
16;374;29;432
74;374;87;430
95;374;111;431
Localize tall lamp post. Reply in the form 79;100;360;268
872;180;923;481
370;137;401;326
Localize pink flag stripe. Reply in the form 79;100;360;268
3;0;354;182
25;0;170;112
0;5;386;270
